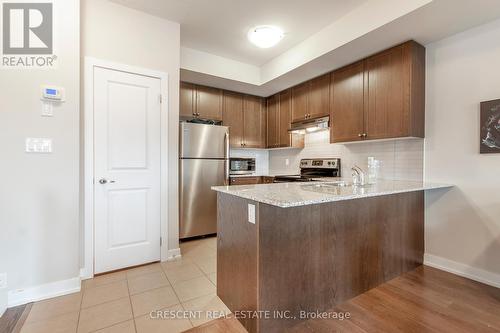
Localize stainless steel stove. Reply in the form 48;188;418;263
273;158;341;183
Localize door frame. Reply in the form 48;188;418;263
83;57;169;279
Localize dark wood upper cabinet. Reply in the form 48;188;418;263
221;91;266;149
278;89;292;147
291;82;309;122
308;74;330;119
222;91;244;147
365;41;425;140
291;74;330;122
365;45;407;139
330;41;425;143
267;94;280;148
330;61;365;143
243;95;266;148
195;85;223;121
180;82;195;118
267;90;304;149
182;41;425;148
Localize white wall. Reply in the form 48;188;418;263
81;0;181;254
424;18;500;284
269;131;424;181
0;0;80;304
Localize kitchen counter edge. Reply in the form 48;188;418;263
212;180;453;208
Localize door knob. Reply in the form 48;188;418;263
99;179;115;184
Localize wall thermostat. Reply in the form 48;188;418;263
41;86;65;101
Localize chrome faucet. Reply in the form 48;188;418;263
351;165;366;185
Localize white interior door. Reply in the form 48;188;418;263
94;66;162;274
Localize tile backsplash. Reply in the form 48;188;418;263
268;131;424;181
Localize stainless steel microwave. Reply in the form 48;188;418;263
229;158;256;175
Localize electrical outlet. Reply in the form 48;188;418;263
248;204;256;224
0;273;7;289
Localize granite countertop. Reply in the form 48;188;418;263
212;179;452;208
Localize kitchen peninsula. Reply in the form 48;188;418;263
212;180;451;333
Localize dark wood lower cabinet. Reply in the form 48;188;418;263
229;176;275;185
229;176;262;186
217;191;424;333
261;176;274;184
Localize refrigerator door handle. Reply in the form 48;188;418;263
224;160;229;186
224;132;230;185
224;132;230;159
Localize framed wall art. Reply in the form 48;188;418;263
480;99;500;154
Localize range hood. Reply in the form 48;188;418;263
288;116;329;134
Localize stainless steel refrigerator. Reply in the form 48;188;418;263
179;122;230;239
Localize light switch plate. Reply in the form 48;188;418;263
26;138;52;153
42;102;53;117
0;273;6;289
248;204;256;224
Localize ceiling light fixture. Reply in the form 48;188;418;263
248;25;284;48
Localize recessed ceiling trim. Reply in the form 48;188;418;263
181;47;261;85
260;0;433;83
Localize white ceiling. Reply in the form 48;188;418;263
110;0;367;66
110;0;500;97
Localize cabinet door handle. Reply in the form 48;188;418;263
358;134;363;138
363;133;367;138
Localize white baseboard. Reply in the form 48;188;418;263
165;248;181;261
0;289;7;317
424;253;500;288
8;277;81;308
80;249;182;280
80;267;93;281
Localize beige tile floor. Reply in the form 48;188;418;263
20;237;229;333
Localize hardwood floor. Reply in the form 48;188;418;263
0;303;32;333
184;266;500;333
